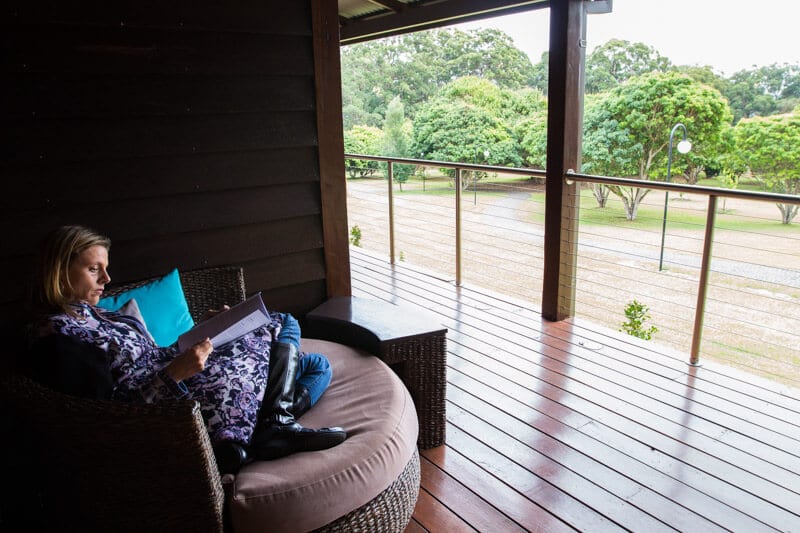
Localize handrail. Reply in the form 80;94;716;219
565;170;800;205
345;153;548;178
345;153;800;205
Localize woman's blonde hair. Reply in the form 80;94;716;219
32;225;111;315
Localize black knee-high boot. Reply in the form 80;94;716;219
291;384;312;419
251;342;346;460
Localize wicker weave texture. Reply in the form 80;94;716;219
103;266;246;323
179;267;247;322
387;334;447;449
314;448;420;533
1;374;225;533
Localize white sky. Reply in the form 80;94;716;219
456;0;800;76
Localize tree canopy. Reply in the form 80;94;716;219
411;77;530;174
585;39;672;94
724;63;800;123
734;108;800;223
343;125;383;178
341;28;536;129
382;96;414;186
582;72;732;219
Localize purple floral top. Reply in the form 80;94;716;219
32;303;283;445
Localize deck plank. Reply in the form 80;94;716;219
349;248;800;532
447;370;767;532
403;518;428;533
419;456;526;533
421;445;577;533
411;489;475;533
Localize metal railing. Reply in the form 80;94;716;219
345;153;800;380
346;153;546;286
566;170;800;366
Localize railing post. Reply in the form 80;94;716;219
387;161;395;264
690;195;718;366
455;167;462;286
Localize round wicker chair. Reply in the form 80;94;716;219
1;266;420;532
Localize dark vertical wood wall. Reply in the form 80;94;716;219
0;1;350;348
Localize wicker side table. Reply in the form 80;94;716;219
304;296;447;449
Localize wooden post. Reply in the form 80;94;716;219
542;0;586;321
312;0;352;297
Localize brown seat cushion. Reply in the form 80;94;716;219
227;339;419;532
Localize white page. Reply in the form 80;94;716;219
178;292;269;352
208;309;266;348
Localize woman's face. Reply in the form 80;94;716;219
66;245;110;305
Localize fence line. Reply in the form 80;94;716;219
345;154;800;383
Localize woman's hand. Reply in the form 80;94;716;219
200;305;230;322
165;337;213;382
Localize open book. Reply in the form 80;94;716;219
178;292;269;352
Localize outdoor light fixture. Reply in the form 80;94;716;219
586;0;613;14
658;123;691;271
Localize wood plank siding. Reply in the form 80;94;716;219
0;1;348;351
348;248;800;532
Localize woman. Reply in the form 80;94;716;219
26;225;346;474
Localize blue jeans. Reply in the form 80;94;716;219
296;352;331;406
278;313;331;406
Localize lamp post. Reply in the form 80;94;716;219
658;123;692;271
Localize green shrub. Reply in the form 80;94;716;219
349;225;362;247
620;300;658;340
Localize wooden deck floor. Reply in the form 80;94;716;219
349;247;800;533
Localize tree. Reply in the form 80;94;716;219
676;65;730;96
585;39;672;94
413;100;521;188
529;51;549;95
340;28;536;129
724;63;800;123
582;72;732;220
434;28;535;89
382;96;414;189
341;39;399;129
734;109;800;224
581;94;641;208
344;125;383;178
716;125;748;211
412;77;523;189
515;110;548;170
439;76;546;129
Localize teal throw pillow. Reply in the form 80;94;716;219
98;268;194;347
